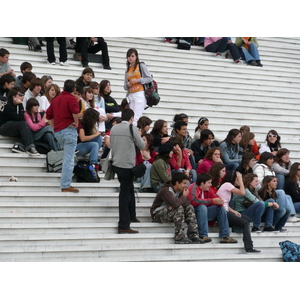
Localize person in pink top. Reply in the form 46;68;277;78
217;170;261;253
197;147;223;174
169;137;197;183
204;37;242;64
24;97;60;151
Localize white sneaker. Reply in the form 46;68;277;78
287;216;298;223
216;51;226;58
60;61;69;66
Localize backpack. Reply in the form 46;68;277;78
46;149;78;173
73;160;100;183
177;39;191;50
139;63;160;109
279;240;300;262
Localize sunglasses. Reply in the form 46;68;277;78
17;93;24;97
268;134;277;138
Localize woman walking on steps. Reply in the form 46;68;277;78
124;48;152;126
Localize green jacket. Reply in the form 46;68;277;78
150;158;171;189
235;37;259;48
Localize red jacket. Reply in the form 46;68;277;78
169;148;192;170
46;91;79;132
188;183;221;207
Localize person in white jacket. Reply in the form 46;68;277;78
259;130;282;156
253;152;275;185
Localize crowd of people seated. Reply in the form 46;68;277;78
0;38;298;253
164;37;263;66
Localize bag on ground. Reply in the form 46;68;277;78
279;240;300;262
46;149;77;173
73;160;100;183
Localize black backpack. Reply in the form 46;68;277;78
73;160;100;183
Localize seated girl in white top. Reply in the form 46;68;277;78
253;152;275;185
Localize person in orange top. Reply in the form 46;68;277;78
235;37;263;67
124;48;152;126
240;125;260;160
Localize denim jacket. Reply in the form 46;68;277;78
219;142;241;164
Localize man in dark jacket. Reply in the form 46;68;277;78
150;172;203;244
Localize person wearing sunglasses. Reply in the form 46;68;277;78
0;87;39;155
259;130;282;156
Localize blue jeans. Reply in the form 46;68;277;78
33;125;60;151
276;174;286;190
76;135;102;164
241;201;266;227
225;162;239;172
194;205;230;238
294;202;300;213
54;127;78;189
275;189;295;215
239;43;260;62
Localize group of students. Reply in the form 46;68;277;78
141;114;300;254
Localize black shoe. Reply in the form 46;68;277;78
26;147;40;156
248;60;258;66
12;144;26;153
263;226;279;232
251;226;262;233
139;188;155;193
175;237;192;244
118;228;139;234
189;236;205;244
103;64;111;70
256;60;263;67
82;63;89;67
246;248;261;253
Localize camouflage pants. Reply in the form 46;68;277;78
153;204;199;241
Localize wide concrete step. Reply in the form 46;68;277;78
0;239;285;262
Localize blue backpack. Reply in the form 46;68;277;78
279;240;300;262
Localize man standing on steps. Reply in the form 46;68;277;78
46;79;80;193
150;172;203;244
110;108;145;233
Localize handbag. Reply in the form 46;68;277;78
242;198;253;208
129;124;146;179
139;63;160;108
103;150;115;180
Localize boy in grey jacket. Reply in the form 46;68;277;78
110;108;145;234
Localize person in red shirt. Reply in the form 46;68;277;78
169;137;197;183
188;173;237;244
46;80;80;193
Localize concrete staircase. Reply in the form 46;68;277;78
0;37;300;261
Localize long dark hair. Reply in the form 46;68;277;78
289;162;300;187
257;151;274;165
258;175;277;200
266;129;281;149
141;133;154;152
222;129;241;146
126;48;140;72
239;132;255;153
274;148;290;168
26;98;40;123
150;119;167;137
194;117;208;133
81;108;99;136
99;79;111;97
76;67;95;85
199;129;214;144
208;162;226;189
240;152;255;172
